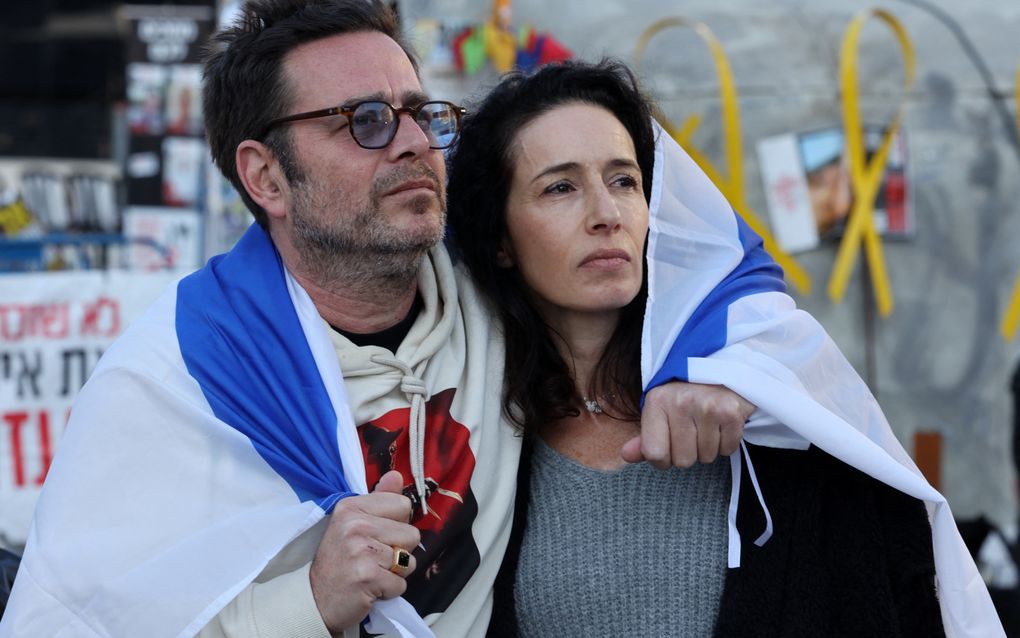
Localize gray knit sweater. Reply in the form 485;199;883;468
514;439;730;637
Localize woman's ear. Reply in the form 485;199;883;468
496;240;514;268
236;140;288;220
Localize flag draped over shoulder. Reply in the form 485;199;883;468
0;226;430;637
641;122;1004;638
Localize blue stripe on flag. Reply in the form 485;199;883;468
644;214;786;392
176;225;353;512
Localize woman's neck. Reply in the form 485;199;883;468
541;308;621;395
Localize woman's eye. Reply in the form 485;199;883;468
613;174;639;189
543;181;574;195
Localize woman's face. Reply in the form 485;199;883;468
502;103;648;324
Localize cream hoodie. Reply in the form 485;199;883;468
199;246;520;638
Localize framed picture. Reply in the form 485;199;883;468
757;125;911;253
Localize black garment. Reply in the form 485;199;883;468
331;294;422;352
489;442;945;638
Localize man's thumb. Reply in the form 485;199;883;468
620;435;645;464
373;469;405;494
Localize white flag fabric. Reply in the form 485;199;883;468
642;122;1004;638
0;226;431;637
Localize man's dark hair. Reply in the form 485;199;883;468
445;59;656;433
202;0;418;228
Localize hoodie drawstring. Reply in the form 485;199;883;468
370;354;431;514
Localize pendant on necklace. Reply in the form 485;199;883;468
583;398;603;414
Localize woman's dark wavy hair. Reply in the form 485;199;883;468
446;59;656;433
202;0;417;229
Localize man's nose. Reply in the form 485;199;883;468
387;112;431;161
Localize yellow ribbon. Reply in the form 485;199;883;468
828;8;915;317
0;199;33;235
999;60;1020;339
634;18;812;295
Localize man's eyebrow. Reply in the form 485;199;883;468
399;90;431;106
340;90;431;107
341;91;386;105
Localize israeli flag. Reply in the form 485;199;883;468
0;227;430;637
642;122;1004;638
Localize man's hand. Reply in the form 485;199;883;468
621;382;755;469
309;470;420;634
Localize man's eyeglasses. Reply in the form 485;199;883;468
261;100;466;150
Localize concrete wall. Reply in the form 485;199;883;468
403;0;1020;527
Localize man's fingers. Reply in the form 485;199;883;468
341;492;413;523
696;420;722;464
310;473;423;631
668;417;698;468
374;469;405;494
331;497;421;552
638;404;672;469
637;382;756;469
371;566;410;601
719;418;743;457
376;542;418;576
342;476;413;524
620;435;643;463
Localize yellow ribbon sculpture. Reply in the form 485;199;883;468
999;60;1020;339
828;8;915;317
634;18;812;295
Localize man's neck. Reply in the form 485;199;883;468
299;270;419;333
281;247;425;334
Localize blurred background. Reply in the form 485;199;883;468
1;0;1019;625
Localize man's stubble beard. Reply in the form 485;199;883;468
289;163;446;295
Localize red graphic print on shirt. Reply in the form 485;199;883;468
359;387;480;618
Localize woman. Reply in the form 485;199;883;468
446;60;947;637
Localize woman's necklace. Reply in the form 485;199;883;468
582;393;617;415
582;397;603;414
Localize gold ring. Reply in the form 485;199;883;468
390;547;412;573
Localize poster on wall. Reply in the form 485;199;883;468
757;126;911;253
123;206;202;271
126;63;168;136
0;270;185;548
122;4;214;209
162;137;206;207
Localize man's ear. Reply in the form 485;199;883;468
236;140;288;220
496;240;514;268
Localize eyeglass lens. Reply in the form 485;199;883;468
351;102;459;149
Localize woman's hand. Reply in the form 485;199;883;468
621;382;755;469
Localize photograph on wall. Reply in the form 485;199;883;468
161;136;207;208
757;125;912;254
164;64;204;136
126;63;168;136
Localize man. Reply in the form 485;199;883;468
0;2;752;637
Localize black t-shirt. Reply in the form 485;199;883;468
331;294;423;352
